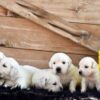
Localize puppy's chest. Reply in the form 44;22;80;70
86;78;95;86
59;74;71;85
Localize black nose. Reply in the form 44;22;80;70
79;71;82;75
60;87;63;91
56;67;61;73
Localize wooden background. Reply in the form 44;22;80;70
0;0;98;68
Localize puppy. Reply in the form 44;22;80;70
32;70;63;92
49;53;81;93
0;57;35;89
79;57;100;92
23;65;63;92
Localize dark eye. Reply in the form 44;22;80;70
53;82;57;85
3;64;7;68
62;61;66;64
85;66;88;68
53;62;56;64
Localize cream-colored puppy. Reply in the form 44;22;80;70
79;57;100;92
0;57;35;89
23;65;63;92
32;70;63;92
49;53;81;93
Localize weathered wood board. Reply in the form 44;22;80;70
0;0;99;67
0;17;96;55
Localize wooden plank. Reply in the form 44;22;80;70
0;17;96;55
0;0;100;52
30;0;100;21
1;0;100;23
0;6;7;16
0;47;97;68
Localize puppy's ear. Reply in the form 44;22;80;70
40;77;49;86
67;62;71;68
49;60;52;68
91;61;98;68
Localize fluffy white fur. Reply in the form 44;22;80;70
79;57;100;92
23;65;63;92
0;52;6;61
0;52;14;87
49;53;81;93
0;57;35;89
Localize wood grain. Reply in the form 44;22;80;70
0;17;96;55
0;6;7;16
0;0;100;52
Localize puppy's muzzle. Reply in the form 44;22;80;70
56;67;61;73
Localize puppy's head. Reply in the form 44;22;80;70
49;53;72;74
79;57;97;77
40;74;63;92
0;57;19;78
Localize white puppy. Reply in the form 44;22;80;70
79;57;100;92
49;53;81;93
23;65;63;92
32;70;63;92
0;57;35;89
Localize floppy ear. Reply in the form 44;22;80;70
10;66;18;76
91;61;98;68
40;77;49;87
49;59;52;68
67;57;72;67
67;62;71;68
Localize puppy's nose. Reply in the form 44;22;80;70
56;67;61;73
79;71;82;75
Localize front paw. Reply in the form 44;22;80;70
81;88;86;93
96;86;100;92
69;87;76;93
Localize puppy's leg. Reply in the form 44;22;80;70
88;82;95;89
96;80;100;92
69;80;77;93
4;80;15;87
81;78;87;93
16;78;28;89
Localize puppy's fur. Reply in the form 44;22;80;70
0;52;6;61
49;53;81;93
23;65;63;92
79;57;100;92
0;52;9;86
0;57;35;89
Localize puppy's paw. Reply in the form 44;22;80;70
69;87;76;93
81;88;86;93
4;84;9;88
96;86;100;92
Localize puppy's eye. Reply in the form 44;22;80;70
53;82;57;85
84;66;88;68
62;61;66;64
53;62;56;64
3;64;7;68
